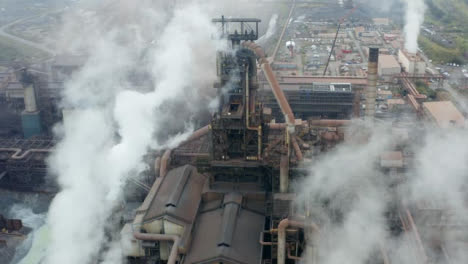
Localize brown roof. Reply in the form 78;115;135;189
143;165;206;250
379;55;400;69
423;101;465;128
184;193;264;264
144;165;205;222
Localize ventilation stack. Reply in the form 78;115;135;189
20;71;42;138
365;48;379;119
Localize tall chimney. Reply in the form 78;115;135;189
366;48;379;119
24;84;38;113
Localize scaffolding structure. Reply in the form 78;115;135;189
0;138;55;192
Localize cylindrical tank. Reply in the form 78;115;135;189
24;84;37;113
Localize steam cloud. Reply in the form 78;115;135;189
403;0;426;53
45;1;222;263
296;120;468;263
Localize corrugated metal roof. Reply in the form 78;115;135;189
422;101;465;128
144;165;206;223
184;193;264;264
378;55;400;69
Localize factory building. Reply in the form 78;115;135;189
398;49;426;75
422;101;465;128
378;55;401;76
260;82;354;120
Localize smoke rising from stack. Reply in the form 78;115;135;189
45;1;222;263
403;0;426;53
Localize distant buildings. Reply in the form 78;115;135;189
422;101;465;128
378;55;401;76
398;49;426;75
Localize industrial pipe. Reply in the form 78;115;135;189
279;155;289;193
243;42;295;125
287;247;302;261
133;155;181;263
309;119;351;127
320;131;340;142
178;125;211;147
159;149;172;178
134;232;180;264
153;157;161;179
259;231;278;246
269;120;350;128
278;219;320;264
291;136;303;161
158;125;211;178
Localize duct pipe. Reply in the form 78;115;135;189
133;155;181;263
134;232;180;264
24;84;37;113
278;219;320;264
309;119;350;127
259;231;278;246
159;149;172;178
243;42;295;126
158;125;211;178
154;157;161;179
178;125;211;147
287;247;302;261
269;120;349;129
291;136;303;161
279;155;289;193
365;48;379;119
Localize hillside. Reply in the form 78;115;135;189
421;0;468;63
426;0;468;29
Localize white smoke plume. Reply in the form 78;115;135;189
296;119;468;263
45;1;223;264
403;0;426;53
296;122;393;264
257;14;278;45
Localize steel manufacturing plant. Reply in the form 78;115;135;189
0;1;468;264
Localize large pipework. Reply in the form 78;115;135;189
279;155;289;193
309;119;350;127
133;151;181;264
178;125;211;147
243;42;295;126
159;149;172;178
366;48;379;119
278;219;320;264
158;125;211;178
133;232;180;264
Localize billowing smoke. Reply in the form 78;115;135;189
257;14;278;45
403;0;426;53
45;1;222;264
296;119;468;263
295;122;393;264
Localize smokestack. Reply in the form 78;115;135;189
24;84;38;113
365;48;378;119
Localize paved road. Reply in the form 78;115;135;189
0;12;60;56
347;29;365;61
